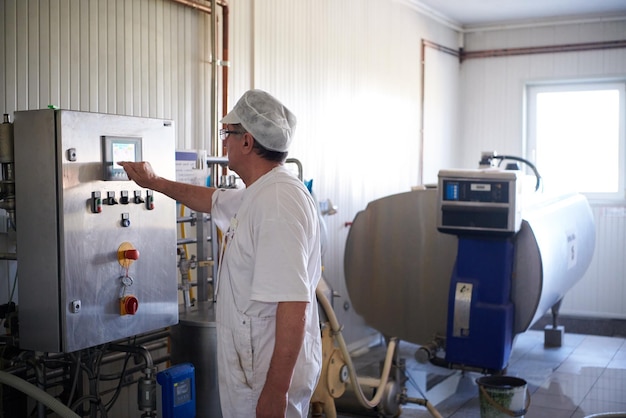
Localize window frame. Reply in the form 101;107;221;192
525;79;626;201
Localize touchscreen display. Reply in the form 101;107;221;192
102;136;142;181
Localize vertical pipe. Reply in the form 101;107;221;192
168;0;230;302
419;40;426;187
196;0;220;303
221;5;230;178
420;40;460;186
210;0;219;163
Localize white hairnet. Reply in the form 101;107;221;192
220;89;296;152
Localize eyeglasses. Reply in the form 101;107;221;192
219;129;246;140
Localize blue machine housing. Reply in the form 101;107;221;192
445;238;515;371
157;363;196;418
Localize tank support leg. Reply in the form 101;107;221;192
544;299;564;347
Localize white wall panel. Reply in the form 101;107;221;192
0;0;214;151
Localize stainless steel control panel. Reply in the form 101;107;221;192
14;109;178;353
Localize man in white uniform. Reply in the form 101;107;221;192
120;89;322;418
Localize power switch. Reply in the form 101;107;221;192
91;191;102;213
120;295;139;315
120;190;129;204
133;190;145;204
146;190;154;210
105;191;118;205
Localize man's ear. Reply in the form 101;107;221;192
241;133;254;153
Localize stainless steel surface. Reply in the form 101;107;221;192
452;283;472;337
14;109;178;353
195;213;214;303
344;187;595;345
170;302;222;418
344;189;457;344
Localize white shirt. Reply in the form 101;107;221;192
211;166;322;417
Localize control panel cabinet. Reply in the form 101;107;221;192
14;109;178;353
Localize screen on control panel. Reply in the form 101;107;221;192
102;136;142;180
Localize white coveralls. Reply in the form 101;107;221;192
211;166;323;418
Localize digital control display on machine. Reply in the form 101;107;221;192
102;136;142;180
174;378;192;406
443;180;509;203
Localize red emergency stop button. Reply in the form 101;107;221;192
120;295;139;315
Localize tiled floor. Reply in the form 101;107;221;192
335;330;626;417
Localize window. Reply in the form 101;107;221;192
526;81;625;200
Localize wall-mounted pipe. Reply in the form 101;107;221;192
461;39;626;62
169;0;230;14
419;39;460;186
418;37;626;183
167;0;230;163
168;0;230;303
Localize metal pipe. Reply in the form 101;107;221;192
168;0;231;303
419;40;426;187
286;158;303;181
168;0;213;14
98;354;171;382
423;39;460;57
210;0;219;161
221;3;230;178
101;340;168;367
206;156;229;166
176;216;196;224
461;39;626;62
419;39;461;186
464;15;626;33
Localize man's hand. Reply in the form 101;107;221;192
118;161;159;189
256;383;287;418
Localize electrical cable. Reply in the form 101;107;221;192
66;351;82;409
70;394;108;417
493;154;542;191
104;352;132;411
8;268;17;303
93;345;106;415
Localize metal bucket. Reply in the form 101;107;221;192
476;376;530;418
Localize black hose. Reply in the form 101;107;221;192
494;155;542;191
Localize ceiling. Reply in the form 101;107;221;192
413;0;626;28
